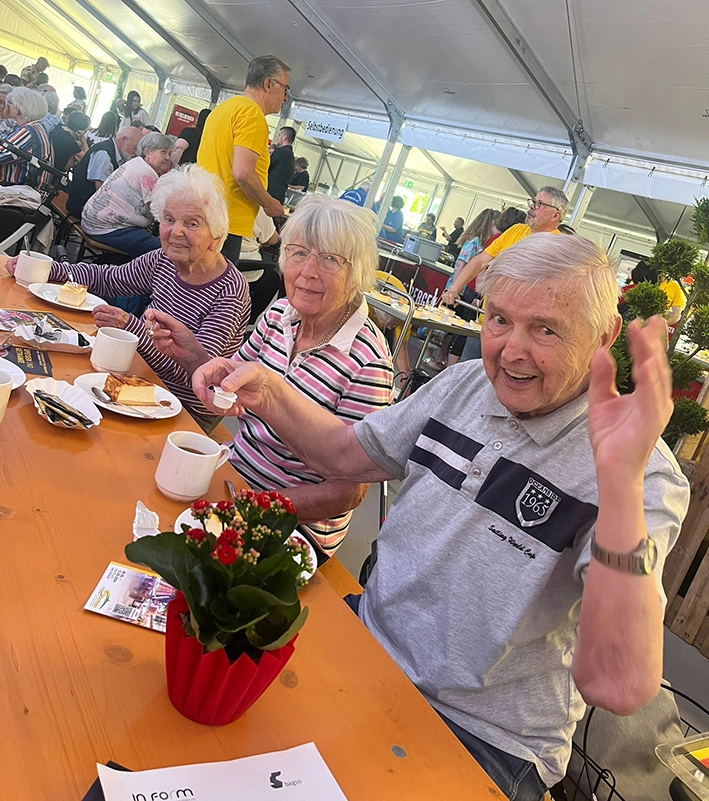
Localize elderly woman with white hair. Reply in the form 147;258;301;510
80;130;174;258
6;164;250;427
147;195;395;558
0;87;52;190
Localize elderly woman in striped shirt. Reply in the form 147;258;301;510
6;164;250;431
147;195;395;559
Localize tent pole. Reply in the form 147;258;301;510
568;185;595;228
437;179;453;225
376;145;412;229
365;108;404;210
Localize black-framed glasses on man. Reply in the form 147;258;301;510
527;198;559;211
270;77;291;98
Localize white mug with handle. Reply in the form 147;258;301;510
155;430;231;502
90;327;139;375
15;251;52;287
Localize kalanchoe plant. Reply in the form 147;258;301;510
125;489;310;660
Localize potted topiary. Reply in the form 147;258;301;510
125;489;311;725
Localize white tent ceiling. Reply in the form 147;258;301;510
3;0;709;239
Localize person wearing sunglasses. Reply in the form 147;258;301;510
442;187;569;306
198;55;291;318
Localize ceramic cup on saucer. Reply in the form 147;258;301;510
90;327;139;375
0;369;13;423
15;251;52;287
155;430;231;502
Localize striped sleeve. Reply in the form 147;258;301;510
48;250;156;297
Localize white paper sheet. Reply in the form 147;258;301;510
97;742;348;801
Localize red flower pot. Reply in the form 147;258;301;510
165;593;296;725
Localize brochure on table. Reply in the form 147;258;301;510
97;743;348;800
85;562;176;633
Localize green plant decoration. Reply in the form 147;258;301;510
663;398;709;450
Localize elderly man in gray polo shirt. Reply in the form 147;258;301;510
191;233;689;801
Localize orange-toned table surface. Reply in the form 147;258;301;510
0;271;503;800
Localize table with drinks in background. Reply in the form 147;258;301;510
0;253;503;800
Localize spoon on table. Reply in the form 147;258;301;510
91;386;153;418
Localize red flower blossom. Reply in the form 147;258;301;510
191;499;210;512
255;492;271;509
185;527;207;544
219;528;244;548
212;542;238;565
215;500;234;513
283;498;296;515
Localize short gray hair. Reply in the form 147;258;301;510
245;55;291;89
43;90;59;115
150;164;229;248
137;132;174;157
539;185;570;218
0;83;13;96
280;195;379;299
6;87;47;121
477;233;619;337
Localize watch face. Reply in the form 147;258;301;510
643;538;659;574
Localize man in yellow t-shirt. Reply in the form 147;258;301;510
198;55;289;278
442;187;569;305
659;279;685;324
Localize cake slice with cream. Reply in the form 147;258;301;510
104;374;157;406
57;281;88;308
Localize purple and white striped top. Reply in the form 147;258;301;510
49;249;250;415
230;298;394;553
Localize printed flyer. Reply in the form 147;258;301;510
85;562;176;633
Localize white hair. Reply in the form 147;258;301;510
477;233;620;337
150;164;229;247
43;90;59;116
137;132;174;157
279;194;379;299
6;87;47;121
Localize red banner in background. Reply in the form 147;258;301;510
378;255;450;305
166;105;198;136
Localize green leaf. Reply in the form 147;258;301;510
227;582;298;613
249;606;309;650
252;551;294;581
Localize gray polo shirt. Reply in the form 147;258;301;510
354;361;689;786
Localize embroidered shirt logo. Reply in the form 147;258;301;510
515;478;561;527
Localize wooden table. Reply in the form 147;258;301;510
0;272;503;800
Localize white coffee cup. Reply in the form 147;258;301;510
0;369;14;423
90;327;139;375
15;251;53;287
155;430;231;502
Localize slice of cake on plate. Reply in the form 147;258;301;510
103;374;157;406
57;281;88;308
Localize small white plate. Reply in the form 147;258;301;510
74;372;182;419
174;506;317;582
27;282;104;313
25;377;102;429
0;358;26;390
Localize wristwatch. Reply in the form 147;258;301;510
590;535;658;575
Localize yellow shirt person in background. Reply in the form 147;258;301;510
196;54;290;270
198;96;270;237
659;279;686;324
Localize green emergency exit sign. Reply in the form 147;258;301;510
403;180;414;189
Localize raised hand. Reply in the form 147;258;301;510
587;316;673;477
